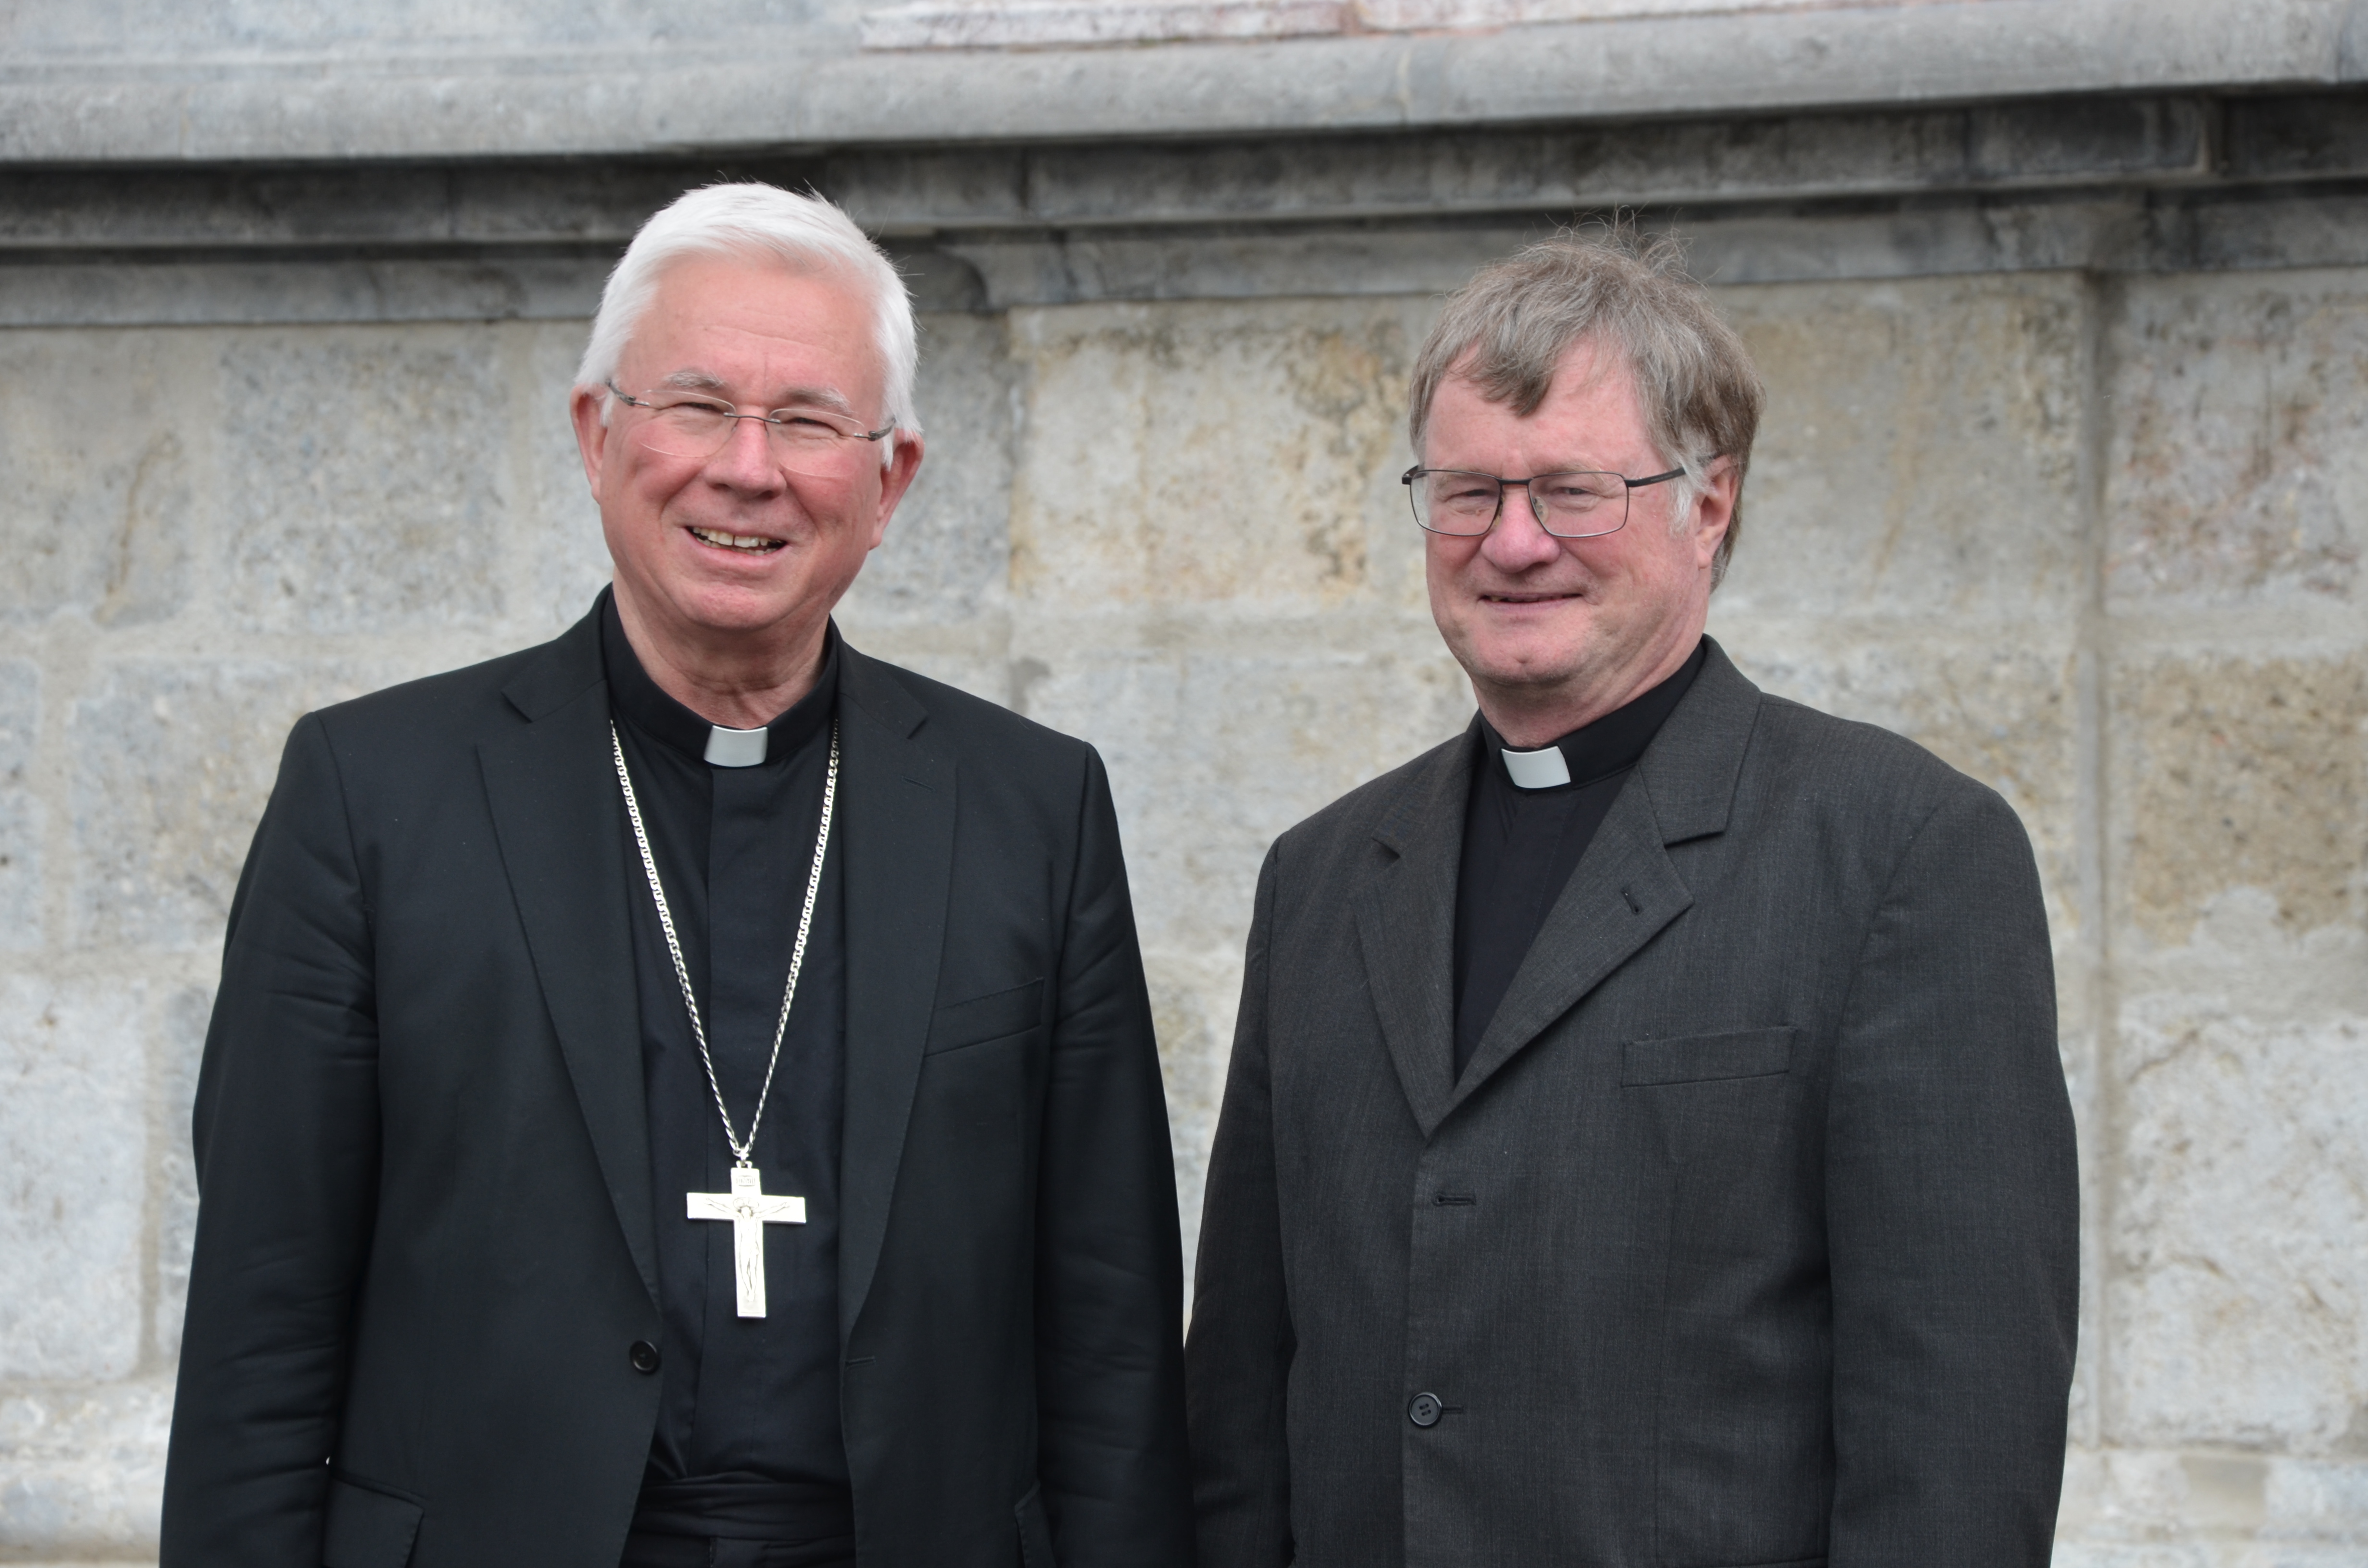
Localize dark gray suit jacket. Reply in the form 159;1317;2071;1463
1186;640;2077;1568
161;605;1193;1568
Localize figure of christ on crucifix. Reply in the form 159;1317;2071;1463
689;1165;808;1318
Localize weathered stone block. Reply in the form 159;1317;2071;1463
2107;1006;2368;1452
2114;654;2367;948
150;985;212;1364
221;326;510;633
2106;271;2368;604
2270;1457;2368;1543
512;319;614;643
0;976;148;1381
71;660;388;949
840;310;1018;623
0;659;41;953
1007;298;1434;612
0;328;200;628
1713;274;2089;621
1143;945;1246;1292
1017;625;1471;955
2055;1448;2368;1557
2059;1445;2268;1546
0;1377;171;1558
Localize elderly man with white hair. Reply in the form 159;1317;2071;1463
161;184;1194;1568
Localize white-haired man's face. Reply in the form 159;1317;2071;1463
571;253;922;655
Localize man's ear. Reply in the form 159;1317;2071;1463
866;430;926;549
1689;455;1739;571
569;385;611;495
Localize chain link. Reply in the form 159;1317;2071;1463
610;720;839;1167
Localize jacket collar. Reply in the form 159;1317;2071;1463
1358;637;1764;1136
481;600;958;1334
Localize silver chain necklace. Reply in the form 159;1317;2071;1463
609;720;839;1167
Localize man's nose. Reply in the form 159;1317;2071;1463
705;415;784;491
1478;488;1565;572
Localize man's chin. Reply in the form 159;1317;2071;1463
646;579;806;641
1449;627;1593;693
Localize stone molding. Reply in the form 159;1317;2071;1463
855;0;2020;52
1;0;2362;162
6;93;2368;324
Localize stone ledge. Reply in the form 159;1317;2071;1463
857;0;2024;52
9;181;2365;319
0;0;2359;161
862;0;1350;51
0;95;2242;252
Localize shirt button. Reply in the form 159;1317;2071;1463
1408;1392;1443;1428
629;1340;662;1374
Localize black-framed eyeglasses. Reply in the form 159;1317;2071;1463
608;380;893;475
1401;464;1686;539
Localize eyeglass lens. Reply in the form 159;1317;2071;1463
1409;470;1630;539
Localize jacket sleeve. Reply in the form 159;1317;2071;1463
1034;746;1197;1567
1184;845;1295;1567
1825;783;2080;1565
160;713;381;1567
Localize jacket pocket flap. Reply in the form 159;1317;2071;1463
926;979;1045;1055
322;1474;423;1568
1622;1026;1797;1086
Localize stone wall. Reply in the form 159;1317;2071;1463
7;254;2366;1566
6;6;2368;1557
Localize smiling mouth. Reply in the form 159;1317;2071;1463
688;525;786;554
1480;590;1582;604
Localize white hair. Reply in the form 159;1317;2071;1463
575;183;920;454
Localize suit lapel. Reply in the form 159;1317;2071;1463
478;610;659;1302
1436;640;1765;1117
833;647;956;1338
1353;730;1474;1139
1443;783;1690;1112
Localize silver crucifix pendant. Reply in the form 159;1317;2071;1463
686;1164;807;1318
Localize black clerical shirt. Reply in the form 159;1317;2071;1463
600;594;853;1535
1453;640;1706;1078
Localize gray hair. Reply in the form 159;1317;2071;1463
575;183;920;455
1408;230;1763;585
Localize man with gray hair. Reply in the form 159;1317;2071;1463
162;183;1193;1568
1186;234;2079;1565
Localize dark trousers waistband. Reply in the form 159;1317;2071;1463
619;1531;855;1568
627;1477;854;1568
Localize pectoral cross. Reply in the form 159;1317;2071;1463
687;1164;806;1318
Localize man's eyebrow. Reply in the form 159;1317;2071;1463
775;385;859;416
654;369;858;415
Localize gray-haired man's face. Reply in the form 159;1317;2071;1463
1420;337;1732;740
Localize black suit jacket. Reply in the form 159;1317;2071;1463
161;606;1193;1568
1186;640;2078;1568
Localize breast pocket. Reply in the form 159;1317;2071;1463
925;979;1046;1056
1621;1026;1796;1087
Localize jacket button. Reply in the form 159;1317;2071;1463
1408;1391;1443;1428
629;1340;661;1374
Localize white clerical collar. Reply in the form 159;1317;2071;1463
704;725;769;768
1500;745;1572;790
